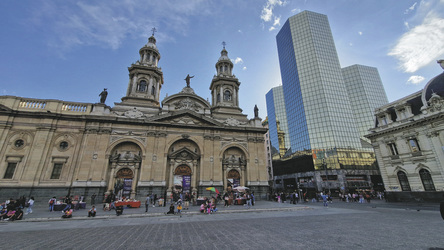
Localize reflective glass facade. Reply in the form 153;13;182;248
342;65;388;139
276;11;361;151
266;86;291;154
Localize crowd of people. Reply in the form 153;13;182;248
1;188;261;221
0;197;28;221
270;190;385;205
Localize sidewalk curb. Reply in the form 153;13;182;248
0;206;312;223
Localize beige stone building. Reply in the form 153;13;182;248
0;35;268;202
366;61;444;202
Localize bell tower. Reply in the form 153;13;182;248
119;28;164;108
209;42;246;120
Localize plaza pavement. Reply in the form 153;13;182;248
2;197;441;222
1;199;444;249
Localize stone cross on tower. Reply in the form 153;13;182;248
222;41;226;49
151;27;157;36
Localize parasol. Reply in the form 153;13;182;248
233;186;249;192
206;187;220;194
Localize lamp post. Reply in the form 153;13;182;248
323;158;330;195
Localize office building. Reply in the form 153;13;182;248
268;11;387;195
342;65;389;141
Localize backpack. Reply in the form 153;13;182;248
49;199;55;205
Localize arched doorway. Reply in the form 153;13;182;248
173;165;192;201
222;146;247;191
227;169;240;188
115;168;134;199
167;139;200;201
107;142;142;199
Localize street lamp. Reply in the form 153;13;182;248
323;158;330;195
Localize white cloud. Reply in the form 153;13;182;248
238;30;243;33
388;12;444;72
358;31;363;35
273;16;281;26
407;75;425;85
260;0;285;22
291;8;301;13
30;0;211;51
349;43;353;46
234;57;243;64
242;66;247;71
269;26;276;31
404;2;418;14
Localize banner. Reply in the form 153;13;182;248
182;175;191;192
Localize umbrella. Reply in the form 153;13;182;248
233;186;249;192
206;187;220;194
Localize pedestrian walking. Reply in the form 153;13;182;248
246;192;252;209
145;194;150;212
25;197;34;214
49;196;56;212
91;193;96;205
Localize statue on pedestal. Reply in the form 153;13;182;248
99;88;108;104
184;74;194;88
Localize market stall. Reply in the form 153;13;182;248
114;200;141;208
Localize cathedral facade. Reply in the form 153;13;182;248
0;35;268;202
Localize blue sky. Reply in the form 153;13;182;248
1;0;444;119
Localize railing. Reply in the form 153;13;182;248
19;99;46;109
61;103;88;112
0;96;92;115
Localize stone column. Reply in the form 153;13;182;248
220;86;223;101
156;80;160;100
132;75;138;93
233;87;237;105
107;163;117;194
130;164;139;199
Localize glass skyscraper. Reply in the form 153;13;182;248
342;65;389;140
276;10;361;152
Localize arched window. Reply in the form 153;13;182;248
397;171;411;191
224;90;231;101
138;80;147;92
151;86;155;95
419;169;435;191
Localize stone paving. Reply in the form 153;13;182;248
1;199;444;249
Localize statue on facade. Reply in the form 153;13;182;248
254;104;259;118
184;74;194;88
99;88;108;104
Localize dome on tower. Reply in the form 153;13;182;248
218;48;230;61
421;60;444;107
144;35;158;50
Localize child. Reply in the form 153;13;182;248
199;203;205;213
211;203;218;213
88;206;96;217
62;209;73;219
206;201;211;214
177;203;182;216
